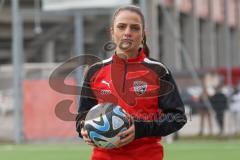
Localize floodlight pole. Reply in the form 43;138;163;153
74;12;84;109
74;12;84;84
74;12;84;58
140;0;160;60
223;0;232;90
11;0;24;144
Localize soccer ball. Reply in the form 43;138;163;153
84;103;130;149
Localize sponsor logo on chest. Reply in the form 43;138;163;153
100;89;112;95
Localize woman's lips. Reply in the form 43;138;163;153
122;39;133;42
119;39;133;50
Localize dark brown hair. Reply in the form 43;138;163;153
111;5;150;57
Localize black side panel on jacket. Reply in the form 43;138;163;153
135;59;187;138
76;62;109;138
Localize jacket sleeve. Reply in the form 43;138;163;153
75;67;98;138
134;70;187;139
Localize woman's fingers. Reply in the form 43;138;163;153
118;125;134;138
115;123;135;148
81;129;88;137
126;113;134;126
81;129;97;147
117;132;135;148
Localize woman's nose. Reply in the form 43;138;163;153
124;27;131;36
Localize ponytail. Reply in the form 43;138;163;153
142;34;150;57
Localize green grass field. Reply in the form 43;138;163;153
0;139;240;160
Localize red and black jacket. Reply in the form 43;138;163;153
76;49;186;139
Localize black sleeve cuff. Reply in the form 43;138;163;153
134;113;187;139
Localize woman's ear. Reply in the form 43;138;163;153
110;27;114;41
110;27;114;34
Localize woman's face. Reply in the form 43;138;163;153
111;10;144;56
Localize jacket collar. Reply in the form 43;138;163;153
112;48;146;64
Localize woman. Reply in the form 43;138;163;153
76;5;186;160
198;77;213;136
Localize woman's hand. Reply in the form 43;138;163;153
115;117;135;148
81;128;97;147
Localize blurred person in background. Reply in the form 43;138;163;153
76;5;187;160
210;84;228;136
198;78;213;136
230;82;240;135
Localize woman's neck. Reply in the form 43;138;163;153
116;48;139;59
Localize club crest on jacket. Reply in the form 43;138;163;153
133;80;147;96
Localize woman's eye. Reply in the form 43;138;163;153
117;25;125;30
131;26;140;31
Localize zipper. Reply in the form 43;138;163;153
122;60;128;93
